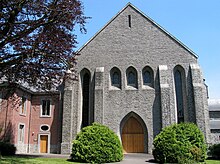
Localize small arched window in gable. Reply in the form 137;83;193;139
126;67;138;88
110;67;121;88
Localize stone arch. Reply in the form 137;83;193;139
173;65;187;123
126;66;138;88
142;66;154;87
120;112;148;153
110;67;121;89
80;68;91;128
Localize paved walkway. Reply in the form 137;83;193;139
114;153;155;164
17;153;155;163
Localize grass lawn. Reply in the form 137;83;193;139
205;160;220;164
0;156;219;164
0;156;78;164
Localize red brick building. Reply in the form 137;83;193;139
0;83;62;153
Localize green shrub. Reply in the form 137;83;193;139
208;143;220;159
0;142;16;156
153;123;207;163
71;122;123;163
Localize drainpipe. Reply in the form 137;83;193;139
27;95;32;153
4;94;9;141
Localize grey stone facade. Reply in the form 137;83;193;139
61;3;210;154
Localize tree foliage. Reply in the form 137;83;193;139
71;123;123;163
0;0;88;89
153;123;207;163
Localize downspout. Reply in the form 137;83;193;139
27;95;32;153
4;95;9;141
3;88;12;141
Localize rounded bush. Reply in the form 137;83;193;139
208;143;220;159
153;123;207;163
0;142;16;156
71;122;123;163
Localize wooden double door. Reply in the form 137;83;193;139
122;117;144;153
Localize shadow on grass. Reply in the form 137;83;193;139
146;159;157;163
207;157;220;160
0;156;33;164
67;158;75;162
0;155;75;164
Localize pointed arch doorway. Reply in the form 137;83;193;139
121;116;145;153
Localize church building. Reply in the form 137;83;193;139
61;3;210;154
0;3;211;154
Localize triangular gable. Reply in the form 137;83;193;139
77;3;198;59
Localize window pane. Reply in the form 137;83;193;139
41;125;49;131
128;72;135;85
42;100;46;115
19;124;24;142
174;70;184;123
42;100;50;116
82;73;90;128
112;72;120;85
143;71;151;84
46;100;50;115
21;97;26;114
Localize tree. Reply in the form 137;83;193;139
0;0;88;90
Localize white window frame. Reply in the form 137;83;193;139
40;99;52;117
40;124;50;132
20;96;27;116
18;123;25;143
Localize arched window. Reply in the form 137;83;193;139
110;67;121;88
126;67;138;88
174;68;184;123
142;66;153;86
82;71;90;128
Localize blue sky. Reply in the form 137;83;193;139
75;0;220;99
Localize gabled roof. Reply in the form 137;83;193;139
77;3;198;59
0;81;60;95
